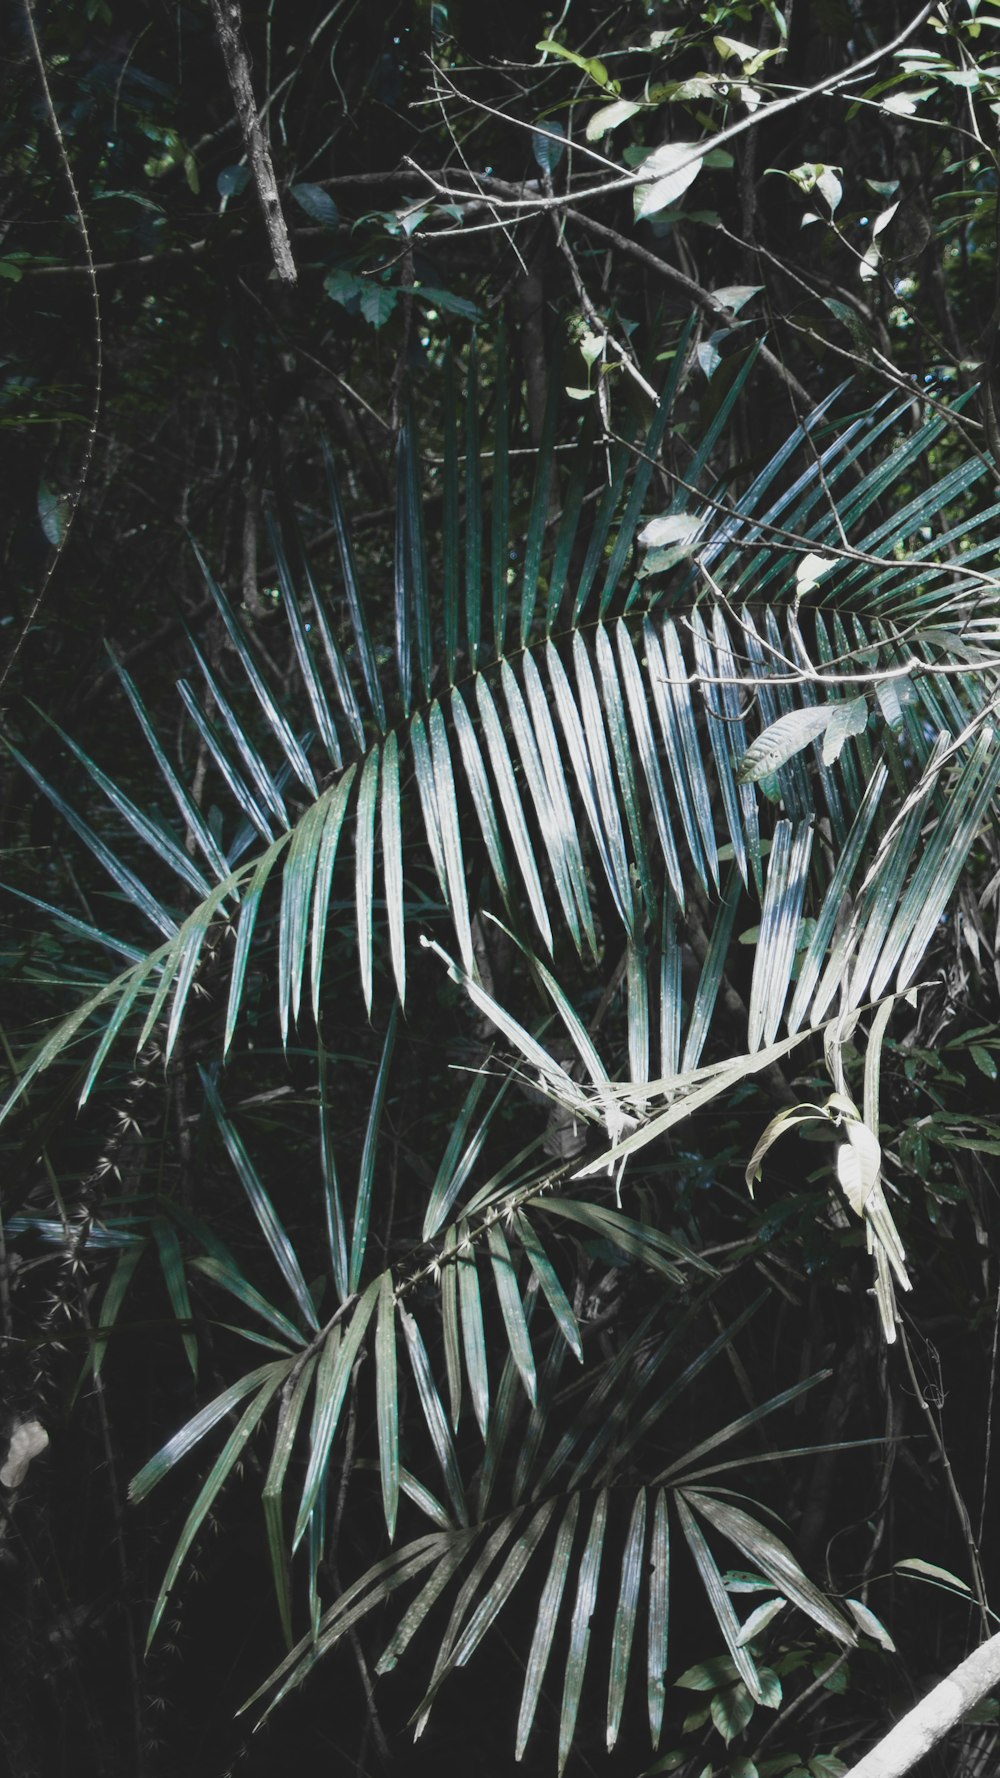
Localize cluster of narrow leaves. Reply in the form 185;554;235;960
7;321;1000;1763
5;342;1000;1131
119;1062;857;1767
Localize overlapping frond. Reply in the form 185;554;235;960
7;322;1000;1765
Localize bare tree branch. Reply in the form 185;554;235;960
208;0;297;285
845;1632;1000;1778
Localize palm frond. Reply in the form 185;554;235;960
10;322;1000;1768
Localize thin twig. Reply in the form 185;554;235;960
208;0;297;284
1;1;103;701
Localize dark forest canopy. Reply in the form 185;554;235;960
4;3;1000;1776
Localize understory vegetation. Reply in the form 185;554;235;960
3;3;1000;1775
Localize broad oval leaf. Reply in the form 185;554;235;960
737;707;836;784
634;144;704;218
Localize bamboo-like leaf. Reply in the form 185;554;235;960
188;1255;303;1347
716;606;762;887
307;764;357;1031
681;868;741;1071
660;1371;834;1484
266;513;342;770
410;1521;521;1743
487;1220;537;1405
201;1071;319;1330
647;1487;670;1750
573;1023;828;1179
2;883;145;966
130;1360;285;1503
91;1241;145;1380
177;677;277;845
251;1534;451;1724
559;1489;609;1776
442;1222;462;1430
430;700;474;971
294;1277;379;1547
513;1327;571;1506
660;618;719;885
474;674;553;950
615;620;685;906
864;996;898;1137
502;658;584;955
263;1352;319;1647
194;547;317;796
355;745;380;1015
588;1298;765;1490
536;1196;708;1280
607;1488;647;1750
683;1489;856;1647
457;1218;490;1439
675;1492;763;1703
627;937;650;1089
736;611;808;817
836;738;947;1014
299;539;365;752
376;1536;474;1675
687;610;748;887
787;764;887;1033
461;1134;549;1224
186;628;292;831
399;1306;468;1524
318;1044;349;1303
595;623;656;918
487;914;619;1129
525;649;600;955
79;950;169;1108
164;909;218;1066
748;821;813;1052
31;706;213;902
226;833;291;1055
152;1216;198;1376
539;1301;663;1497
421;1500;555;1716
9;744;178;939
516;1492;581;1760
514;1210;583;1361
349;1005;397;1292
660;890;681;1076
376;1272;400;1540
278;784;340;1041
547;639;632;929
380;729;406;1006
478;1342;525;1519
110;651;231;881
877;727;1000;996
145;1362;289;1649
322;439;386;730
449;686;515;916
423;1070;495;1241
422;936;594;1124
410;708;448;895
398;1470;450;1529
643;619;706;892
